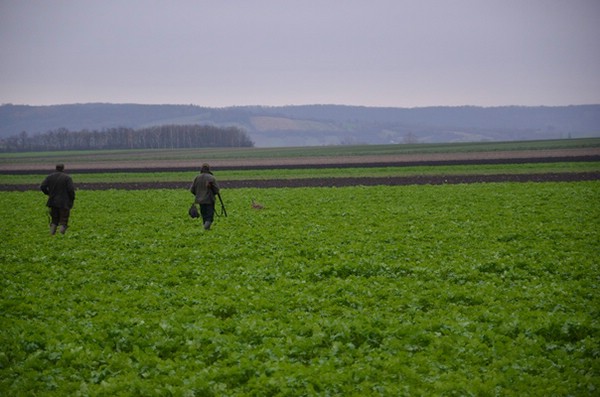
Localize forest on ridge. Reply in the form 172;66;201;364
1;124;254;152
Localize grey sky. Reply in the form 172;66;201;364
1;0;599;107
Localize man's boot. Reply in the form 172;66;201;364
203;221;212;230
49;224;57;235
59;225;67;234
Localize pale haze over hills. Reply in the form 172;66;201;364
1;103;598;147
1;2;599;146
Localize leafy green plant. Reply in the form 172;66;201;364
1;182;598;395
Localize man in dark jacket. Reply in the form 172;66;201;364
41;164;75;235
190;163;220;230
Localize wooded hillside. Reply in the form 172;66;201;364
1;124;254;152
1;103;598;147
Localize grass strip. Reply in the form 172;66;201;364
1;138;599;164
1;162;599;185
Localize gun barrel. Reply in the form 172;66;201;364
217;193;227;217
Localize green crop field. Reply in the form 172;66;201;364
1;181;598;395
1;162;599;185
1;137;599;165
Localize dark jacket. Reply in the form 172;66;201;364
41;171;75;209
190;172;219;204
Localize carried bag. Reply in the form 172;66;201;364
188;203;200;218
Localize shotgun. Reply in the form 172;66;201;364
216;192;227;217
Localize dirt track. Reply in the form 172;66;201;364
1;148;599;190
1;147;599;173
2;172;599;192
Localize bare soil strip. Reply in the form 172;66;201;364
3;172;598;191
2;148;598;190
1;148;599;173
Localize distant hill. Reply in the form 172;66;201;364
1;103;598;147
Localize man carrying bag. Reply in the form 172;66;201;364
190;163;221;230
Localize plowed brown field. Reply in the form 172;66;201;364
1;148;599;190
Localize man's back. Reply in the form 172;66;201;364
191;173;219;204
41;171;75;209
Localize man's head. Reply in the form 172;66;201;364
56;164;65;172
201;163;210;173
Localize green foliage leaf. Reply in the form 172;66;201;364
1;182;598;395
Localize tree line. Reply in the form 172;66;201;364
0;124;254;152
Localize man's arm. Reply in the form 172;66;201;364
40;176;50;195
209;177;220;194
67;177;75;203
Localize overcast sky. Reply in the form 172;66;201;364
1;0;599;108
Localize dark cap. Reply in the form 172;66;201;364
56;164;64;171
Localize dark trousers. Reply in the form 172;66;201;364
200;204;215;223
50;207;70;226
